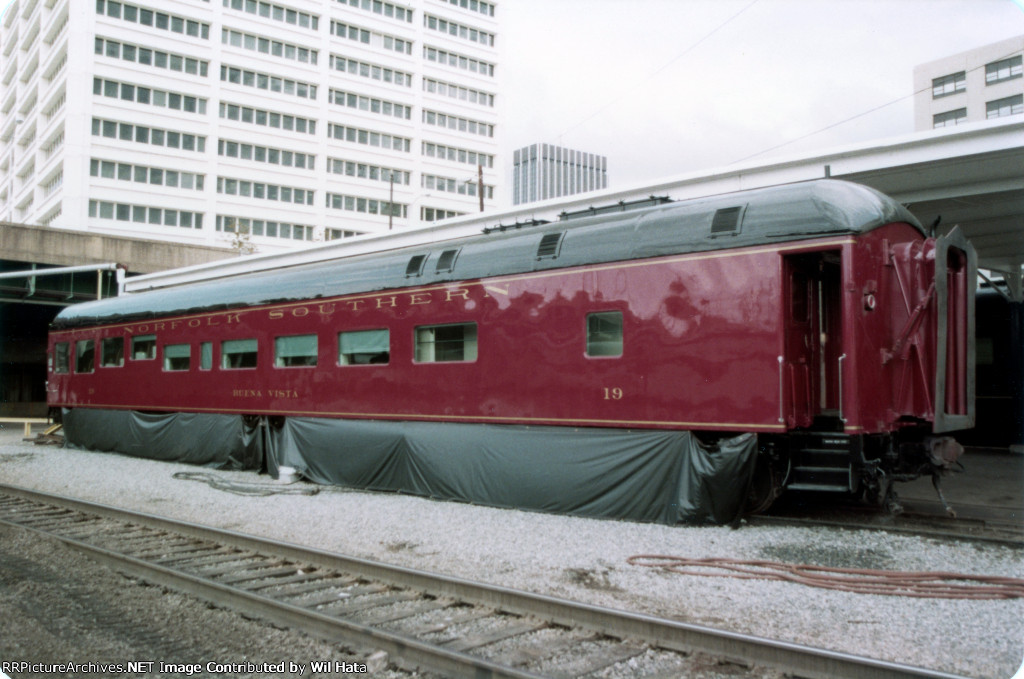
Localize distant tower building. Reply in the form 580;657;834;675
512;143;606;205
913;35;1023;130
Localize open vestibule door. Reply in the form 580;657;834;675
782;251;843;430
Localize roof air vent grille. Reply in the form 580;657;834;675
537;232;564;259
710;205;746;237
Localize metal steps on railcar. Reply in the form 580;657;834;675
787;433;860;493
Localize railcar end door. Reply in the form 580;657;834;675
782;252;842;429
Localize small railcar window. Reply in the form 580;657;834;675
200;342;213;370
76;340;96;373
435;248;460;273
415;323;477;363
406;254;427;277
339;329;390;365
101;337;124;367
275;334;318;367
54;342;70;374
164;344;191;371
586;312;623;357
222;338;258;369
132;335;156;360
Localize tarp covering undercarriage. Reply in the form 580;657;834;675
62;409;758;525
62;408;261;470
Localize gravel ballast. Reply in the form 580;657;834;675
0;427;1021;678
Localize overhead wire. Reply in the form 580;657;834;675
729;47;1024;165
555;0;762;143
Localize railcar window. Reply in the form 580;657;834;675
435;248;460;273
101;337;124;367
339;329;390;365
54;342;70;374
163;344;191;371
76;340;96;373
415;323;477;363
200;342;213;370
132;334;156;360
222;339;258;369
275;334;318;367
586;312;623;357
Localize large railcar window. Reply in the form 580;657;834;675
132;334;156;360
200;342;213;370
415;323;477;363
101;337;124;367
339;329;390;365
54;342;70;373
275;334;318;367
163;344;191;371
222;339;258;369
76;340;96;373
586;312;623;357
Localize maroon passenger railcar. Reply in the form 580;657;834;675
47;180;976;521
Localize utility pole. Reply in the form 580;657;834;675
388;170;395;230
477;164;484;212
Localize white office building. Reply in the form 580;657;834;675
914;34;1023;131
0;0;500;252
511;142;606;206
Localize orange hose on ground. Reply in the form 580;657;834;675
626;555;1024;600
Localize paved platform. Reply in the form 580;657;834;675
896;448;1023;522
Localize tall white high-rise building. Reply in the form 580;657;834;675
511;143;606;206
0;0;500;252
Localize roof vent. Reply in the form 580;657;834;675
710;206;746;237
405;254;427;276
435;248;460;273
536;232;564;259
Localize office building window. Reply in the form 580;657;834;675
326;193;407;218
93;77;207;115
219;102;316;135
329;90;411;120
216;177;314;205
95;37;209;76
91;159;204;191
328;159;409;185
96;1;210;39
220;65;317;100
932;108;967;128
216;216;315;241
987;94;1023;119
89;200;203;229
986;56;1022;84
328;124;411;152
330;55;412;87
222;28;317;65
932;72;965;98
335;0;413;23
218;140;314;170
222;0;318;30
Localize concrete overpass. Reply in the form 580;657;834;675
0;224;235;416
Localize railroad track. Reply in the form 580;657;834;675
0;484;966;679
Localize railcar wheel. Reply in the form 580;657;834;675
745;453;782;514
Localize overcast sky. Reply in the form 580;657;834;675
500;0;1024;191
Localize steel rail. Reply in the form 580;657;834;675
0;484;968;679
